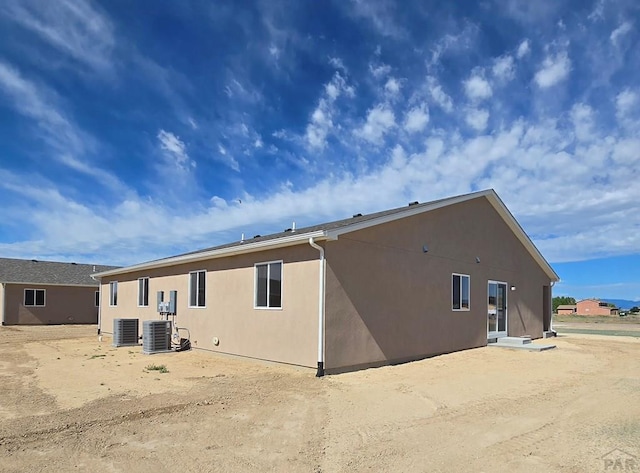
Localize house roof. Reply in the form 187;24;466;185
557;305;577;309
94;189;560;282
0;258;119;287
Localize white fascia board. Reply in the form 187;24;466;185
92;230;328;278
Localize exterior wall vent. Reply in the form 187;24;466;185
142;320;172;354
113;318;139;347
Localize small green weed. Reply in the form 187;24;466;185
145;364;169;374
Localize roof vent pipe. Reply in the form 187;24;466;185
241;233;245;242
292;221;296;232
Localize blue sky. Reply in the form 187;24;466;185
0;0;639;301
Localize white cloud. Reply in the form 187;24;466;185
384;77;402;96
465;108;490;131
157;130;195;171
610;21;633;46
403;104;429;133
492;55;515;81
305;72;354;150
570;103;595;142
369;63;392;78
3;101;640;267
534;51;571;88
348;0;405;38
516;39;530;58
426;76;453;112
588;0;606;22
0;61;126;192
306;103;334;149
329;57;347;72
428;23;479;68
355;104;396;145
616;89;637;117
187;117;198;130
1;0;115;75
464;74;493;101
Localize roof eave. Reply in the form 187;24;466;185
93;230;329;279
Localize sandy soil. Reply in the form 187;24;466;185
1;325;639;473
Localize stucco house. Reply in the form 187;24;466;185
0;258;119;325
576;299;619;316
556;304;577;315
95;189;559;375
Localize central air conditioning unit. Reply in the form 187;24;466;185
113;318;139;347
142;320;172;354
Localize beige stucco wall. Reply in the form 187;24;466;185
3;284;99;325
99;245;320;368
324;197;552;373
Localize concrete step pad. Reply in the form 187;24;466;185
489;340;556;352
497;336;532;345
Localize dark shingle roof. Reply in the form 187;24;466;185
0;258;120;286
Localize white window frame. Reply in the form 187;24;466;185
138;277;150;307
452;273;470;311
254;260;283;310
188;270;206;308
24;288;46;307
95;290;100;307
109;281;118;307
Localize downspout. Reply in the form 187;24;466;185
91;275;101;335
550;281;556;336
308;237;325;377
1;283;5;326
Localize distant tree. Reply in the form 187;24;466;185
630;306;640;314
553;296;576;312
607;302;617;308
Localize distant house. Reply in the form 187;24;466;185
556;304;577;315
0;258;119;325
576;299;619;316
95;189;559;375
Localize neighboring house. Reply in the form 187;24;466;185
556;304;577;315
95;189;559;375
0;258;119;325
576;299;619;316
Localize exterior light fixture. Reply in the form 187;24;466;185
422;245;429;253
510;286;516;291
476;257;481;263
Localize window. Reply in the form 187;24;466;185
109;281;118;306
452;273;470;310
24;289;45;307
138;277;149;307
95;290;100;307
189;270;206;307
255;261;282;309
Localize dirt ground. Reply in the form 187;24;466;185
1;326;639;473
